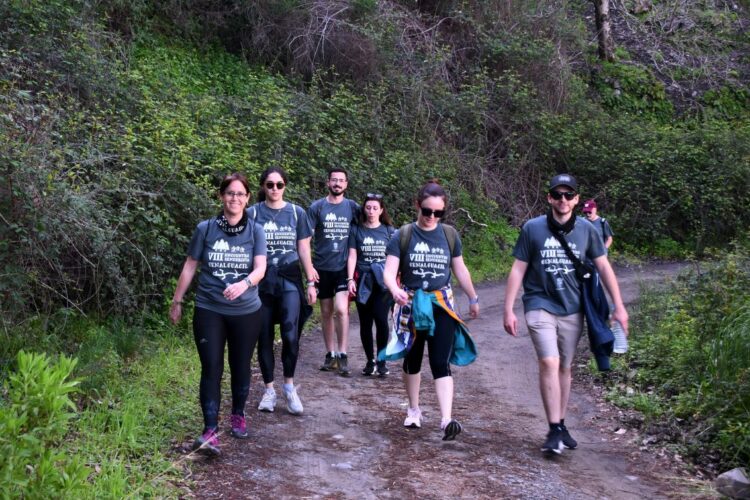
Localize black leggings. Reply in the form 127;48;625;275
356;286;390;361
403;305;455;379
193;307;262;429
257;288;301;384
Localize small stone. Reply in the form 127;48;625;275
615;428;627;435
626;475;639;482
332;434;345;440
332;462;353;470
714;467;750;499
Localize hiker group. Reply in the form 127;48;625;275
169;169;627;457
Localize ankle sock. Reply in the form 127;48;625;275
282;383;294;393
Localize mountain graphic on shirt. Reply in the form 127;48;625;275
325;212;338;221
363;236;375;245
414;242;430;253
544;236;578;250
213;239;229;251
264;221;278;231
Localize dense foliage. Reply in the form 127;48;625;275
1;0;749;492
607;239;750;471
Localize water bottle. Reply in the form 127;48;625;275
611;319;628;354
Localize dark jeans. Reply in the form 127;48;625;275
257;287;301;384
193;306;262;429
356;286;390;362
403;305;454;379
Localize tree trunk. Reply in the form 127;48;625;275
592;0;615;62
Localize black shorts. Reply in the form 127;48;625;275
317;268;348;300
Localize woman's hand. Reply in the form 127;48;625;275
223;280;250;301
169;302;182;324
391;288;409;306
306;284;317;305
469;302;479;319
347;279;357;297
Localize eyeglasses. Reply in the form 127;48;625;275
265;181;285;190
225;191;248;198
420;207;445;218
366;193;383;200
549;190;577;201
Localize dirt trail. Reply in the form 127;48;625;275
186;262;703;499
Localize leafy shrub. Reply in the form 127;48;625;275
0;351;88;498
609;240;750;470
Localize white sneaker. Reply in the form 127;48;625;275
258;389;277;412
403;407;421;428
283;386;304;415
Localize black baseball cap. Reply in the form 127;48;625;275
549;173;578;192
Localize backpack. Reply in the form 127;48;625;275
398;222;457;257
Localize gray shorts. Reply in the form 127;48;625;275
525;309;583;368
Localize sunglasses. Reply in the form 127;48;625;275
265;181;286;190
549;190;577;201
366;193;384;200
420;207;445;218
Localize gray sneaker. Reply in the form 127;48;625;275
258;389;276;412
337;353;351;377
320;352;338;371
283;386;304;415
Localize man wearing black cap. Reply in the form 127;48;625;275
503;173;629;455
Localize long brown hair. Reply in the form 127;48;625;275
359;193;394;226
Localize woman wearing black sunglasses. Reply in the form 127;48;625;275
382;180;480;441
247;167;317;416
346;193;395;377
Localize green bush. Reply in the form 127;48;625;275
608;240;750;469
0;351;88;498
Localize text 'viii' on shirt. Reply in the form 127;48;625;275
308;198;359;272
386;223;462;291
512;215;606;316
348;224;393;273
187;219;267;315
247;202;312;268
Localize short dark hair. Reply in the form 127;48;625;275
219;172;250;195
327;167;348;180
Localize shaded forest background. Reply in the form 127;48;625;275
2;0;749;321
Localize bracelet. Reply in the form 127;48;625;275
243;276;254;288
346;278;355;282
306;280;315;286
469;295;479;306
307;283;316;288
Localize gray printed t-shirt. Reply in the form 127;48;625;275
247;202;312;267
187;218;267;315
308;198;359;271
348;224;393;273
591;217;614;244
386;223;462;291
512;215;606;316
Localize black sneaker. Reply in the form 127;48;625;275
442;420;462;441
320;352;338;371
362;359;376;376
560;424;578;449
541;427;564;455
376;360;389;377
337;353;351;377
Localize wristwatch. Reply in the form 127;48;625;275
244;277;255;288
469;295;479;306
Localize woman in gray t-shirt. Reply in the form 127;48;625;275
170;173;267;456
383;180;480;441
346;193;395;377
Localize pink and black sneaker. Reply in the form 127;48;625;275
192;427;220;456
230;414;249;439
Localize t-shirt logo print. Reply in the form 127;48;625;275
410;243;448;280
208;238;249;282
541;237;578;277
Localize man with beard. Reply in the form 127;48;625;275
502;173;629;455
308;168;361;376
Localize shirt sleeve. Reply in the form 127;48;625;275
512;223;532;262
253;223;267;257
187;221;208;260
386;229;402;257
295;205;313;240
347;225;357;249
306;201;319;233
